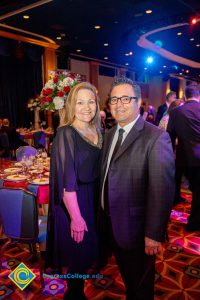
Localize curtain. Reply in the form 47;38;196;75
0;38;43;128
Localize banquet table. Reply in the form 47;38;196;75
17;129;53;149
0;159;50;215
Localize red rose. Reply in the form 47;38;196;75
69;73;75;79
64;86;70;93
42;89;47;96
45;97;52;103
58;91;64;97
41;97;46;102
53;76;58;83
46;88;53;95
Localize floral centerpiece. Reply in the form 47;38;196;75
27;71;82;128
28;71;81;112
39;71;81;111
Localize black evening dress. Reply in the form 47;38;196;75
46;125;102;274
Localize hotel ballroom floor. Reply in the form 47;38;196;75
0;188;199;299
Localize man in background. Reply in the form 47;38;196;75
155;91;176;126
167;85;200;231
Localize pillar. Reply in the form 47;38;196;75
43;48;57;128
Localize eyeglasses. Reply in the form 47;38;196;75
109;96;137;105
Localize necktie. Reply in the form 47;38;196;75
104;128;125;215
110;128;125;163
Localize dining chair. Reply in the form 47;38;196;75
0;187;47;287
33;131;46;149
16;146;37;161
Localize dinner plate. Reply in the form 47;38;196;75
29;169;39;175
44;171;50;177
13;162;23;167
4;167;21;174
29;178;49;185
30;165;38;170
6;174;27;181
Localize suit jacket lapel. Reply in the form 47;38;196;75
113;116;144;162
102;126;117;174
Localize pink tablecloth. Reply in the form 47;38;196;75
3;180;49;204
0;160;49;204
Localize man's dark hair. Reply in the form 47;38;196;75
166;91;176;102
109;76;141;102
185;85;199;99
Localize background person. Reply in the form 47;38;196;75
154;91;176;126
167;85;200;231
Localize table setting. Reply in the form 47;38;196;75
0;151;50;208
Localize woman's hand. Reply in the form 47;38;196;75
145;237;162;255
70;217;88;243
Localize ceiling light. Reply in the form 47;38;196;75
196;44;200;47
56;37;62;40
177;32;182;36
186;70;189;73
94;25;101;29
125;63;129;66
159;71;163;74
104;57;108;60
146;10;152;14
146;56;153;63
144;67;148;70
125;53;129;56
23;15;29;19
104;43;109;46
179;72;183;75
191;17;198;25
190;38;194;41
128;51;133;56
60;33;66;37
76;49;82;52
163;65;167;68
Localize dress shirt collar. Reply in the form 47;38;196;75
117;114;140;135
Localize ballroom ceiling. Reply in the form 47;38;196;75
0;0;200;81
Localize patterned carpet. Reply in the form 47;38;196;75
0;188;199;300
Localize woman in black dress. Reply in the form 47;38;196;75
46;82;102;300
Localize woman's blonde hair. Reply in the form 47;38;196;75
63;82;100;127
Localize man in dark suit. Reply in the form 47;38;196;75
154;91;176;126
99;77;175;300
167;85;200;232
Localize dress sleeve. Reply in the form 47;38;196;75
50;126;78;205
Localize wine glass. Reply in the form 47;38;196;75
41;149;47;159
36;149;43;159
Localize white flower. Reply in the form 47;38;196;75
63;77;74;86
45;79;56;89
57;80;65;90
53;97;64;110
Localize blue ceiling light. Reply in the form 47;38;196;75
146;56;153;63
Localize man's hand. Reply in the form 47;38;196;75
145;237;162;255
71;217;88;243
